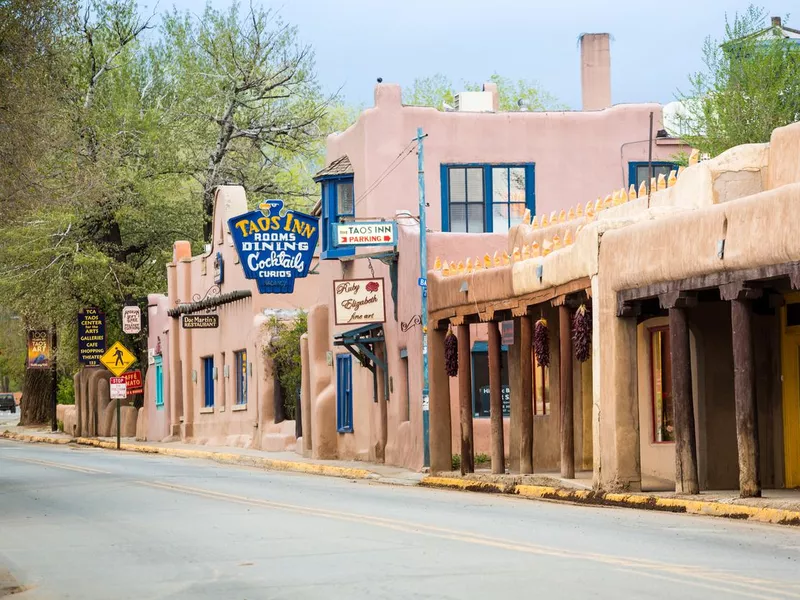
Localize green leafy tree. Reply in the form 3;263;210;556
403;72;566;111
676;5;800;156
157;3;334;238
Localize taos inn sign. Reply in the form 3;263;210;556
228;199;319;294
334;221;396;247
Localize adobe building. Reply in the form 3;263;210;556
427;121;800;496
136;33;688;474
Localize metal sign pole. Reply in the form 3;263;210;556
417;127;430;468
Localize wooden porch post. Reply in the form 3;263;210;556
559;304;575;479
668;304;700;494
457;324;474;474
519;314;534;474
488;321;505;474
731;297;762;498
428;326;452;474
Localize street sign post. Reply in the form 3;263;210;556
110;377;126;399
100;341;136;377
122;306;141;335
109;376;126;450
101;341;136;451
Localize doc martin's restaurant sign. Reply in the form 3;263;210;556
228;200;319;294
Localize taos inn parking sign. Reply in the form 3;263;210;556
228;200;319;294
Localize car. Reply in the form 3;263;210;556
0;393;16;413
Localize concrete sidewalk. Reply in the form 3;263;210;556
0;427;424;486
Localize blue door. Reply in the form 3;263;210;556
155;356;164;409
203;356;215;408
336;354;353;432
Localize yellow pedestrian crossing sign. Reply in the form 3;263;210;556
100;341;136;377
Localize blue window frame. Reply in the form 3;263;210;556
154;355;164;409
202;356;214;408
336;354;353;432
235;350;247;405
319;176;355;259
440;164;535;233
628;162;678;192
471;341;510;418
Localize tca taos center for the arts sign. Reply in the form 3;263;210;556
333;278;386;325
228;199;319;294
78;307;106;366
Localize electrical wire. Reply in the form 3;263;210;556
353;138;418;208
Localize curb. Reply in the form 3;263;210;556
421;476;800;527
1;431;377;481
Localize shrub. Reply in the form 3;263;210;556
263;313;307;420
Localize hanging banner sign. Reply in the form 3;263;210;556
333;278;387;326
26;330;51;369
228;200;319;294
334;221;396;247
122;305;141;335
78;308;106;366
181;314;219;329
123;370;143;396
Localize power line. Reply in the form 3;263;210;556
354;139;418;208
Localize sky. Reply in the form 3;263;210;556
157;0;796;110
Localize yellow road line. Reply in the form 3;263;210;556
135;479;799;599
10;456;109;475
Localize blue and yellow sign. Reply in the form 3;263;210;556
228;200;319;294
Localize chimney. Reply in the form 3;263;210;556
771;16;782;27
580;33;611;111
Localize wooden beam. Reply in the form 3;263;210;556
618;260;800;308
659;291;698;310
457;324;474;474
488;321;505;474
731;298;762;498
618;302;642;318
430;277;591;324
669;307;700;494
559;304;575;479
519;315;534;474
719;282;763;302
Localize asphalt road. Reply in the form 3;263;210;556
1;439;799;600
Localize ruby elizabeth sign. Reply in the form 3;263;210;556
333;278;386;326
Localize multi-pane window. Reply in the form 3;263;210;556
629;162;678;191
442;164;534;233
448;167;485;233
320;175;355;259
491;167;528;233
336;181;354;217
650;327;674;443
235;350;247;405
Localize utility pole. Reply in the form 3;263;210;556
417;127;430;468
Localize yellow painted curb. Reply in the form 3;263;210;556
2;430;377;481
424;476;800;527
